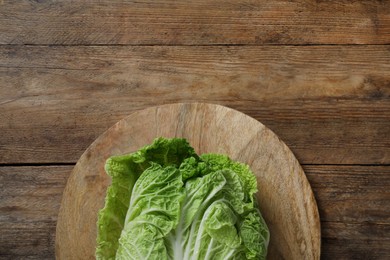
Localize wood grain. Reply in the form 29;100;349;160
0;45;389;165
1;1;388;259
55;103;320;260
1;165;389;259
305;165;390;224
321;222;390;260
0;166;69;260
0;0;389;45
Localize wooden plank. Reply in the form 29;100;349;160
0;166;69;259
1;165;389;259
1;221;56;260
305;165;390;258
0;45;389;164
304;165;390;223
321;222;390;260
0;0;389;45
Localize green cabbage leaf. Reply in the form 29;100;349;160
96;138;269;260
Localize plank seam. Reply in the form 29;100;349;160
1;43;390;47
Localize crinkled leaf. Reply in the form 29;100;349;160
97;138;269;260
96;138;195;259
116;164;184;259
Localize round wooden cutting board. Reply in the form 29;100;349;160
55;103;320;260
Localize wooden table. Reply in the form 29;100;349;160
0;1;389;259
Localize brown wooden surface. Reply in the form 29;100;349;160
1;1;390;45
1;165;389;259
1;45;389;165
55;103;321;260
0;0;389;259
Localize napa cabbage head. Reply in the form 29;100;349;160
96;137;269;260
